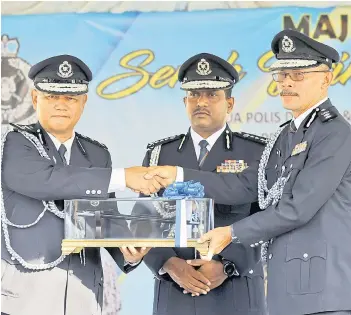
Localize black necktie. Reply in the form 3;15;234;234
58;144;67;165
289;120;297;133
198;140;209;167
56;144;68;210
287;120;297;154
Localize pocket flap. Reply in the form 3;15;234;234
286;241;327;262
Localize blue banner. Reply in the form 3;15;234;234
2;6;350;314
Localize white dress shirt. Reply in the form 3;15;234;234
190;125;226;159
47;132;75;165
175;125;226;182
109;169;127;192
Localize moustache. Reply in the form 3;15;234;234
280;90;299;96
193;109;211;116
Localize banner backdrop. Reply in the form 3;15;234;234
2;6;350;314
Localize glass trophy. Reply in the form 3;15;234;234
62;197;214;257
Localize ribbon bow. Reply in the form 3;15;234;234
162;181;205;199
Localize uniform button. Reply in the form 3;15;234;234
303;253;308;259
268;254;273;260
97;190;102;195
249;269;253;274
290;164;293;168
255;243;259;246
250;244;255;248
91;190;96;195
86;190;91;195
275;164;278;169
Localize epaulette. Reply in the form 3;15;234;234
10;123;37;134
234;132;268;145
10;123;47;147
316;107;338;123
75;132;108;150
147;134;184;151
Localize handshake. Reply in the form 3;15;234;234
125;166;178;195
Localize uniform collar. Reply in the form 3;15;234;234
190;124;226;150
293;97;328;130
46;131;75;151
46;131;75;164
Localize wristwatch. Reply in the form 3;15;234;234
222;259;239;277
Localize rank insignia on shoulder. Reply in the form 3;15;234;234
147;134;184;150
291;141;307;156
316;107;338;123
234;132;268;145
76;133;108;150
217;160;248;173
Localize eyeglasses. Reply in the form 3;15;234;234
272;70;330;82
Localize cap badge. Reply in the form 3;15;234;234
196;58;212;76
282;35;296;53
57;61;73;78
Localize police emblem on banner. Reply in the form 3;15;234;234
1;34;36;133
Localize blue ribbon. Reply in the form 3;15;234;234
161;181;205;247
162;180;205;199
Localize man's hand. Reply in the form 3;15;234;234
120;246;151;264
163;257;211;296
198;226;232;261
186;259;227;295
144;166;177;187
125;167;162;195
